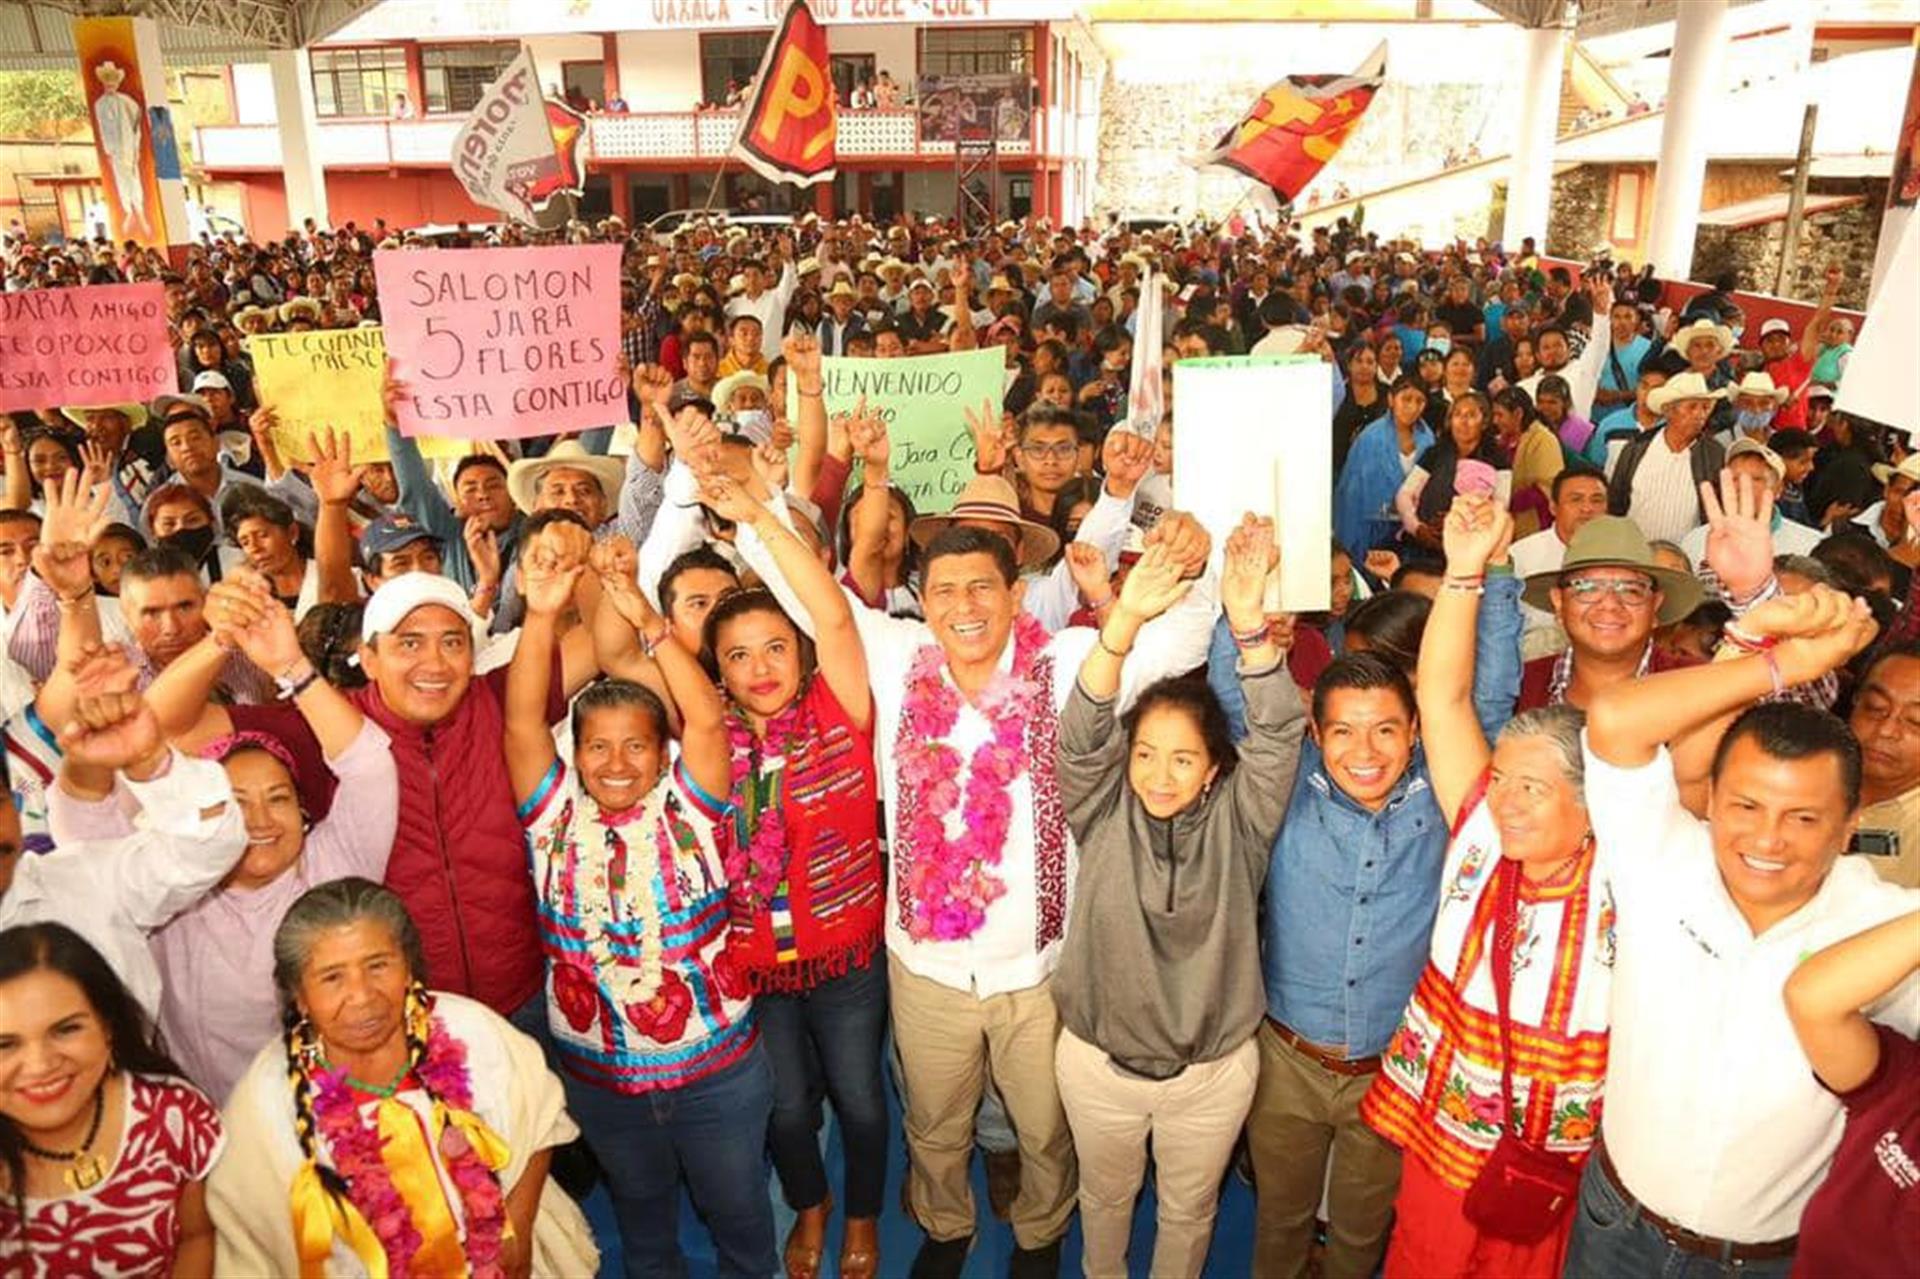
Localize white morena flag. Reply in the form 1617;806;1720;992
1835;213;1919;441
449;45;585;230
1124;266;1166;441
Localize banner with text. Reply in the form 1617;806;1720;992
0;283;174;413
1173;356;1331;612
373;244;624;440
798;346;1003;514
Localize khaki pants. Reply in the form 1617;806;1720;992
1246;1020;1403;1279
888;956;1077;1248
1054;1027;1258;1279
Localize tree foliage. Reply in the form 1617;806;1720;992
0;70;88;141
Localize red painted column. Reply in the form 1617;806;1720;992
611;167;631;221
403;41;425;114
857;171;874;217
1033;25;1050;158
601;33;620;103
814;181;834;218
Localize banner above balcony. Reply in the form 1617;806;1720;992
730;0;838;188
451;45;588;230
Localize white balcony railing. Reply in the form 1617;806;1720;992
195;108;1041;171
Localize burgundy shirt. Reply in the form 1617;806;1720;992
1792;1025;1920;1279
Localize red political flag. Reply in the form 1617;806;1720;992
731;0;837;188
1193;44;1386;205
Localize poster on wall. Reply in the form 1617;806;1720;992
916;73;1033;145
71;17;169;248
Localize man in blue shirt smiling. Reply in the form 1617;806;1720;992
1209;571;1521;1279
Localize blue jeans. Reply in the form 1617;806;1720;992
1562;1154;1795;1279
756;957;891;1218
561;1044;778;1279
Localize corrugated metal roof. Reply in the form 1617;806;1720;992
0;2;273;69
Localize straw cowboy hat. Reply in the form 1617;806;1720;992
279;298;322;325
796;256;821;276
908;474;1059;569
1725;437;1786;482
232;304;273;330
1646;371;1729;415
711;370;771;417
1730;370;1790;404
1521;516;1703;625
825;278;857;300
1671;317;1736;363
61;402;148;432
506;441;626;515
1870;454;1920;487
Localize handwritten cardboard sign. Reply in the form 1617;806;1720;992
373;244;623;440
793;346;1004;514
1173;356;1332;613
0;283;175;413
248;326;476;464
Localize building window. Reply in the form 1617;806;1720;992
919;27;1034;78
702;33;771;107
831;54;875;106
421;43;518;115
1611;169;1644;243
310;47;407;119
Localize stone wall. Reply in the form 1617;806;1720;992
1690;179;1886;309
1545;165;1612;259
1093;77;1514;219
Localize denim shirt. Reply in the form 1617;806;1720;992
1207;571;1523;1058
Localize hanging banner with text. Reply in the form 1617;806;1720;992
0;283;174;413
1173;355;1331;612
794;345;1003;514
373;243;623;440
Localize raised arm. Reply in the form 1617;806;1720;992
1564;277;1615;420
1785;910;1920;1094
1587;584;1878;769
381;364;464;545
703;469;872;731
948;261;978;351
585;536;679;736
204;568;364;758
1799;265;1843;365
23;470;112;723
785;332;829;498
504;538;579;806
600;553;730;798
306;427;367;605
1419;495;1512;824
843;401;895;607
1217;517;1308;854
0;419;29;512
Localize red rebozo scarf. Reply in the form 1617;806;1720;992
726;677;884;993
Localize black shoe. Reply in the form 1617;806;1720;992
909;1233;974;1279
1008;1237;1063;1279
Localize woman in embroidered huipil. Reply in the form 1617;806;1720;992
1360;496;1614;1279
697;470;886;1279
505;534;776;1278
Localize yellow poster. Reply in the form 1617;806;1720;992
71;18;168;249
247;327;468;463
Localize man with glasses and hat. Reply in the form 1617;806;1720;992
1517;515;1706;711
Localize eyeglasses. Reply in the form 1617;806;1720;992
1021;442;1078;461
1561;575;1655;607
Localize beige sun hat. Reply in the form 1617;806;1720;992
1671;317;1736;363
1646;371;1729;414
1730;370;1790;404
907;474;1060;568
505;441;625;515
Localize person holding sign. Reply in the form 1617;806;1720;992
1051;516;1306;1279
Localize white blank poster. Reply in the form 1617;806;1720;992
1172;356;1332;614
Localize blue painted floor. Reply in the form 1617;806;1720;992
576;1075;1259;1278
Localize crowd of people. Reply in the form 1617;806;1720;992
0;201;1914;1279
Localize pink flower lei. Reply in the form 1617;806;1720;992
309;1011;510;1278
724;686;810;909
896;612;1050;941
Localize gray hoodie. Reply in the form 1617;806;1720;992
1051;658;1306;1078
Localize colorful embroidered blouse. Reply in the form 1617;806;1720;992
725;678;884;992
523;760;757;1095
1361;781;1615;1191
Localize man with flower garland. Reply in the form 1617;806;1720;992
737;495;1219;1279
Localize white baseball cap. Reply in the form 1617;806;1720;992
191;370;232;393
1758;317;1793;339
360;571;485;648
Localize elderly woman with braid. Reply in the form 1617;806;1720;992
207;878;598;1278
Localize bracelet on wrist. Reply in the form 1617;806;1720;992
55;587;96;607
1761;647;1785;697
1722;623;1778;654
1229;622;1269;646
1097;632;1131;659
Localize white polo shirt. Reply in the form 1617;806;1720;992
1585;738;1920;1243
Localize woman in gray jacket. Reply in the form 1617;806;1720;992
1052;514;1308;1278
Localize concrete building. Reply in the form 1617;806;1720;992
182;0;1106;234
